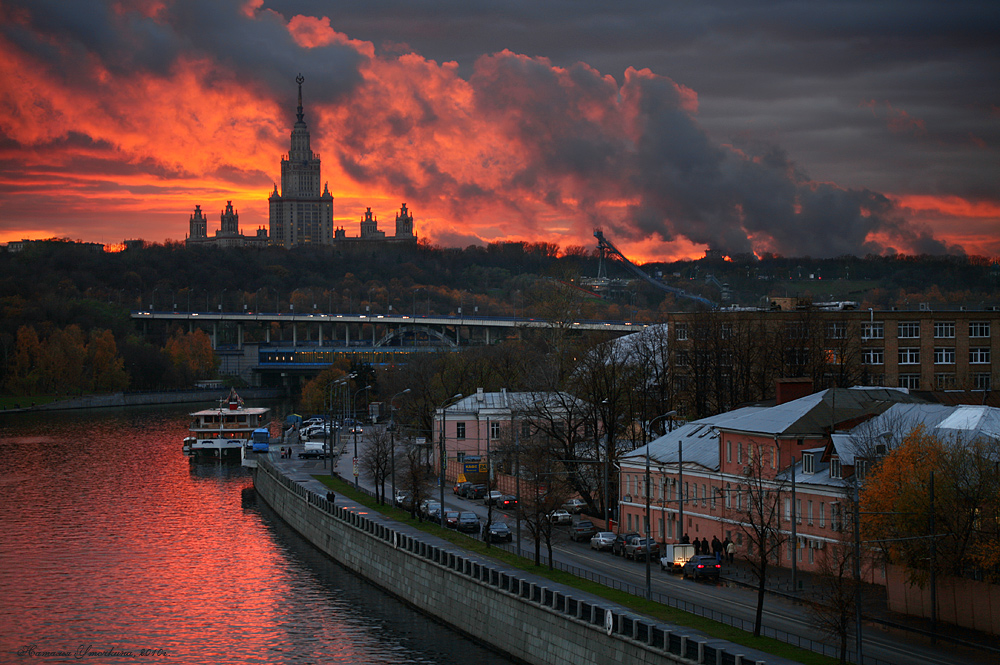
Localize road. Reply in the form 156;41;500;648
325;427;992;665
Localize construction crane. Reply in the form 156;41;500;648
594;228;717;309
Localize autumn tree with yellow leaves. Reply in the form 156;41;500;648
860;425;1000;584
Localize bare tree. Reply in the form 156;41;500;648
516;434;573;567
729;443;788;637
396;441;433;521
807;485;868;665
359;425;393;504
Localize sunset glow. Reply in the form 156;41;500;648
1;1;996;262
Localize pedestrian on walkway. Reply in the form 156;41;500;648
725;538;736;564
681;533;690;544
700;536;709;556
693;537;701;555
712;536;723;563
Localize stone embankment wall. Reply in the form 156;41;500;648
253;458;769;665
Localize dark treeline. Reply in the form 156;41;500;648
1;238;997;396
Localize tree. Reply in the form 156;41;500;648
164;328;217;386
728;443;788;637
861;425;1000;585
359;425;394;505
807;485;869;665
88;329;129;392
396;441;433;522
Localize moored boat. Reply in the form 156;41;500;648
185;388;270;460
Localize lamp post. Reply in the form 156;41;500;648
352;385;371;488
643;410;676;599
389;389;411;504
438;393;463;528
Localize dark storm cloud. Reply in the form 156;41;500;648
2;0;365;101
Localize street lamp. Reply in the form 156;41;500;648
352;384;371;488
643;410;676;600
389;388;411;505
438;393;463;528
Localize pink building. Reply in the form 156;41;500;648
618;384;926;575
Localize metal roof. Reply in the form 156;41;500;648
621;407;766;471
713;387;926;437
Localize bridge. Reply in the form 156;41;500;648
131;310;644;384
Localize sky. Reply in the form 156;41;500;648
1;0;998;262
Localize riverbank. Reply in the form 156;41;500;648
253;453;791;665
0;387;285;414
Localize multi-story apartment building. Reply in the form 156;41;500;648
657;303;998;421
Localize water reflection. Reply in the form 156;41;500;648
0;407;511;664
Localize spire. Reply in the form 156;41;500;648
296;73;305;123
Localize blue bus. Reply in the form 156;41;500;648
251;428;270;453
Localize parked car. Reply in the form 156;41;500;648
483;521;513;543
682;555;722;580
453;481;472;495
548;509;572;525
420;500;441;520
444;510;460;528
624;536;661;561
464;484;487;499
590;531;616;551
569;520;597;542
456;512;480;533
562;498;587;513
497;495;518;511
484;490;504;506
612;532;640;556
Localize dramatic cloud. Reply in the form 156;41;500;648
0;0;996;259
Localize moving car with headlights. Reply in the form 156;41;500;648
483;521;513;543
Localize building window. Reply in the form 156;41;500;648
702;484;707;507
819;502;826;528
934;347;955;364
456;422;466;439
737;442;743;464
826;322;846;339
974;373;992;390
829;456;842;479
785;322;807;339
720;323;732;339
898;374;921;390
898;321;920;338
862;348;884;365
899;347;920;364
970;347;991;364
863;322;884;340
725;483;732;508
490;421;500;440
786;348;810;366
784;497;791;522
935;373;956;390
831;503;843;531
970;321;991;338
796;499;802;524
807;500;814;526
675;323;688;341
521;420;531;439
711;487;717;510
727;440;732;463
675;351;689;367
856;459;869;480
803;454;815;474
934;321;955;338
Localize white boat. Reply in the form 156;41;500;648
185;388;270;459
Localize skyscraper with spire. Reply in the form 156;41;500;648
268;74;334;247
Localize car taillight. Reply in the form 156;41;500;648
714;564;721;568
697;564;704;569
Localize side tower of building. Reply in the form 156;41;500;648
269;75;334;247
187;205;208;245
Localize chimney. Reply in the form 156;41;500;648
476;387;484;402
775;378;814;405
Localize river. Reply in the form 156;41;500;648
0;406;513;664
